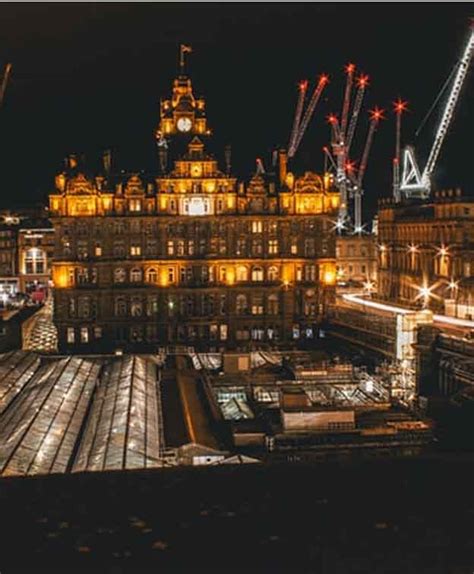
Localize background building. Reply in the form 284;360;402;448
335;234;378;291
377;189;473;317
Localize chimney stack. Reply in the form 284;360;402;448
279;149;288;186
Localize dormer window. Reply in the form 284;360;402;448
129;199;141;212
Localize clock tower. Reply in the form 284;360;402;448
156;45;211;140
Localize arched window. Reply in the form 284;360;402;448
236;265;248;282
268;294;279;315
236;294;248;315
114;297;127;316
251;266;264;282
131;297;143;317
130;268;142;282
268;266;279;282
220;267;227;282
114;268;126;283
146;267;158;283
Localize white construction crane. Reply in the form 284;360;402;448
400;25;474;198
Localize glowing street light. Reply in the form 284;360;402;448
363;280;376;298
437;245;449;257
416;284;433;309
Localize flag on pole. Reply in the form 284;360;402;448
180;44;192;70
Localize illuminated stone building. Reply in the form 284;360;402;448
49;55;339;352
377;189;474;317
18;224;54;301
335;234;378;290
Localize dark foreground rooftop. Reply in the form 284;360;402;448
0;455;473;574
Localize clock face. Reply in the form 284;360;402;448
177;117;192;133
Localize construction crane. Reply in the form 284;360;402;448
0;63;12;108
288;75;329;158
288;80;308;157
352;107;384;233
392;98;408;202
400;24;474;198
340;63;355;140
346;74;369;155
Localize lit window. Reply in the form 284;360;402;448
251;295;264;315
236;266;248;282
67;327;75;344
130;245;141;256
129;199;141;212
220;324;228;341
167;241;174;255
95;244;102;257
80;326;89;343
268;240;278;255
290;239;298;255
251;221;263;234
177;240;185;256
168;268;175;283
94;326;102;339
252;266;264;282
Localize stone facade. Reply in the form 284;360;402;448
49;65;339;353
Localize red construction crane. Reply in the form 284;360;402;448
352;107;384;233
291;74;329;157
392;98;408;202
288;80;308;157
346;74;369;155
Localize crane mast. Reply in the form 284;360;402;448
328;114;349;222
392;99;408;202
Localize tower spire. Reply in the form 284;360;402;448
179;44;192;75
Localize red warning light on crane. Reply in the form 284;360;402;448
345;63;356;74
370;107;385;122
299;80;308;91
319;74;329;85
357;74;369;88
393;98;409;114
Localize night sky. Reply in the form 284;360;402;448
0;3;472;219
